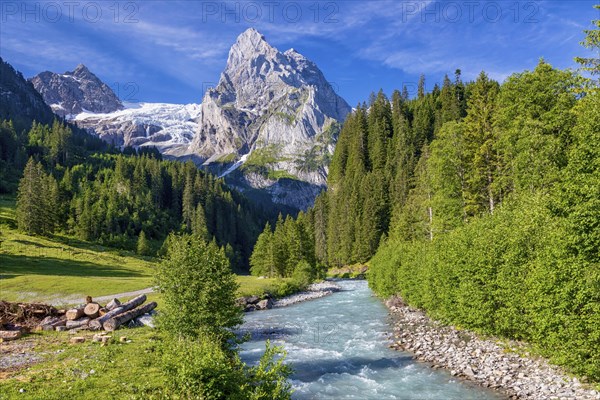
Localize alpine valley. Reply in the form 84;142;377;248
30;28;351;210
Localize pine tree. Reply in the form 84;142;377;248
182;171;195;231
417;74;426;99
137;230;151;256
192;203;210;242
462;71;500;216
250;222;274;277
272;214;288;276
284;215;303;275
440;74;461;124
312;194;328;264
454;69;467;118
428;121;467;232
16;158;45;235
42;172;59;234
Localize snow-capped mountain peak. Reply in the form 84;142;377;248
30;29;351;210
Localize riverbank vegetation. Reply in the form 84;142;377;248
254;11;600;381
155;233;292;399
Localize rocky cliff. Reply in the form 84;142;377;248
189;28;351;209
189;28;350;185
29;29;351;210
30;64;123;117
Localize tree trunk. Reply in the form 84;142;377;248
38;316;66;330
66;317;90;329
103;302;157;332
106;298;121;311
84;303;101;319
88;294;146;331
66;306;85;321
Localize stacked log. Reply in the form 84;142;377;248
0;295;157;340
66;317;90;329
84;303;101;319
103;302;157;331
106;298;121;311
64;294;156;333
88;295;146;330
66;306;85;320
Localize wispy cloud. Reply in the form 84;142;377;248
1;0;595;104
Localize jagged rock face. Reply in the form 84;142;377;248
28;29;351;210
0;57;55;130
30;64;123;117
190;28;351;194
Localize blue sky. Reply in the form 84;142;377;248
1;1;598;105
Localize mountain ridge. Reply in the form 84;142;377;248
30;64;123;117
28;28;351;209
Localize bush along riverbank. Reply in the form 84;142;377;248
385;297;600;400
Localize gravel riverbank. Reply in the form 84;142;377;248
273;281;342;308
385;297;600;400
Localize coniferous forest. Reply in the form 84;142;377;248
1;119;264;269
250;20;600;378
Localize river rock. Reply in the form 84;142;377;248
385;297;600;400
256;298;273;310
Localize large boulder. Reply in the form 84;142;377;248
256;298;274;310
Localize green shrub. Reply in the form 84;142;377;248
161;333;246;399
291;260;315;288
154;234;242;342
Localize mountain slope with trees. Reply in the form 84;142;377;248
250;13;600;379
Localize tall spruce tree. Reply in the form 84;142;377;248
16;158;56;235
462;71;500;216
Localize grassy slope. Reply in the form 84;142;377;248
0;199;295;398
0;196;282;305
0;197;154;304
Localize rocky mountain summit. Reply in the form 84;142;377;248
191;29;350;176
30;64;123;117
189;28;351;209
29;29;350;210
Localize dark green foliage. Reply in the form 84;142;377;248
161;332;247;399
370;194;600;379
0;118;108;194
161;335;292;400
461;71;500;216
0;57;55;132
250;222;274;277
16;158;59;235
494;60;579;196
136;230;151;256
249;213;318;283
9;120;263;268
556;91;600;263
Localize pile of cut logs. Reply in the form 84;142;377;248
60;294;156;332
0;295;156;341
